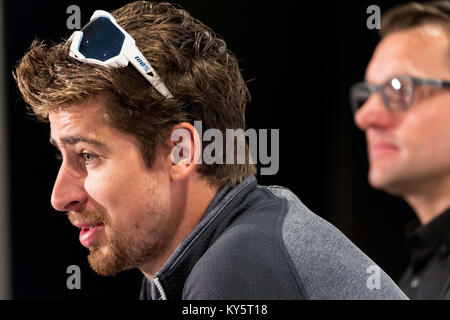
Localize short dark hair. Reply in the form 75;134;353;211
381;1;450;38
14;1;257;188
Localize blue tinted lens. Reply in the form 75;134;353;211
78;17;125;61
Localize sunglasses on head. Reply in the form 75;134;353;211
68;10;173;99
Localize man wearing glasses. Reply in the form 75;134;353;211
351;1;450;299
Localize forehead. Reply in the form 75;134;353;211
49;96;108;131
48;95;142;151
366;25;450;83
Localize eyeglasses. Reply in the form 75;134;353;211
68;10;173;99
349;75;450;113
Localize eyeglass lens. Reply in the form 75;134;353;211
351;76;414;113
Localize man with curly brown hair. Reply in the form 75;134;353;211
15;1;406;299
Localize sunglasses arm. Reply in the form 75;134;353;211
122;38;174;99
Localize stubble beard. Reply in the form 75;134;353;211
87;223;168;276
69;210;169;277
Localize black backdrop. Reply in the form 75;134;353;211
5;0;416;299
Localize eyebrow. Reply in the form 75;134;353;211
49;135;107;150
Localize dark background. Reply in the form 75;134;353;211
5;0;417;299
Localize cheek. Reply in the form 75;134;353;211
83;167;138;218
400;108;450;161
84;164;170;224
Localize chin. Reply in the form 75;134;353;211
87;246;130;276
368;166;391;187
368;170;405;196
369;167;386;188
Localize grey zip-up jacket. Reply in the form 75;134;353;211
140;176;408;300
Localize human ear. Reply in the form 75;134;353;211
168;122;201;181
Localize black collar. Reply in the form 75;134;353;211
414;208;450;249
402;208;450;272
405;208;450;263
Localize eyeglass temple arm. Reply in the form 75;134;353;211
416;78;450;88
123;42;174;99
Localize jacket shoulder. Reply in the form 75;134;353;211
266;185;407;300
183;186;305;299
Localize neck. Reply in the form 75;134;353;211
402;175;450;225
140;177;219;279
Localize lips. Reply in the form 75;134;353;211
73;222;105;248
369;142;399;158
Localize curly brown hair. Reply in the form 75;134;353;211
14;1;256;188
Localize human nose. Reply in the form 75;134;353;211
51;164;87;212
354;93;394;131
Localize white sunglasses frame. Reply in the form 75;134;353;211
69;10;173;99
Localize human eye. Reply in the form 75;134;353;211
79;152;99;165
384;76;414;110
